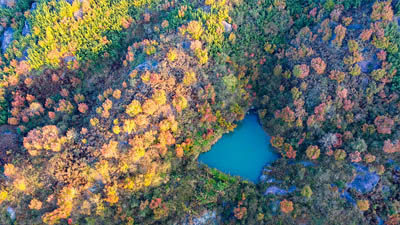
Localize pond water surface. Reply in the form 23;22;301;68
198;114;278;183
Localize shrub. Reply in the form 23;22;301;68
142;99;158;115
364;153;376;163
126;100;142;117
0;190;8;204
383;139;400;153
8;117;19;125
280;106;295;123
42;187;77;224
167;48;178;62
301;185;313;198
78;103;88;113
357;200;370;211
371;1;393;21
280;199;293;214
153;90;166;105
134;114;149;127
123;119;136;134
176;146;183;158
270;136;284;149
332;25;346;47
306;145;320;160
101;140;119;158
329;70;346;83
334;149;347;160
104;184;119;205
349;64;361;76
374;116;394;134
56;100;74;114
222;74;238;92
172;95;188;112
183;71;197;86
23;125;66;156
291;87;301;100
4;163;16;177
233;206;247;220
311;57;326;74
347;40;359;53
350;151;362;162
29;198;43;210
293;64;310;78
359;29;373;41
371;68;386;81
113;90;121;99
195;48;208;64
14;178;27;191
185;21;203;40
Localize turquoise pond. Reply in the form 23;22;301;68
198;114;279;183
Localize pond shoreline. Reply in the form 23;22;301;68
197;113;279;183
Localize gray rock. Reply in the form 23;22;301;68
333;183;357;205
264;185;296;196
182;41;191;49
66;0;83;4
347;163;380;194
377;216;384;225
22;49;28;60
340;190;356;205
347;24;363;30
387;159;395;164
357;58;380;73
181;210;218;225
264;186;287;195
7;206;15;220
299;161;315;167
395;16;400;26
22;20;30;36
191;211;217;225
263;168;272;173
270;200;280;214
288;185;297;192
361;77;369;90
201;6;211;13
381;185;390;194
320;133;339;149
288;160;315;167
222;21;232;33
88;180;104;193
135;60;158;71
63;56;76;63
1;27;13;52
329;33;336;46
31;2;36;10
259;174;267;182
266;178;277;183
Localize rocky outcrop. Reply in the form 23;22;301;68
347;163;380;194
1;27;14;52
